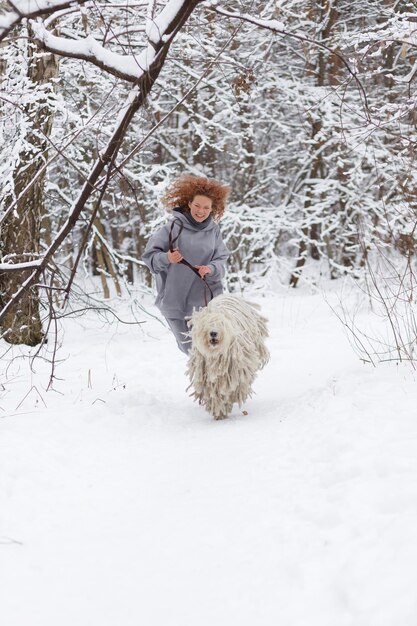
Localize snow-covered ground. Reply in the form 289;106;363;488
1;284;417;626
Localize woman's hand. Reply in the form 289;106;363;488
196;265;212;278
168;248;183;263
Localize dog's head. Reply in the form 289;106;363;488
189;310;235;358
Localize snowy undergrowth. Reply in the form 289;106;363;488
1;284;417;626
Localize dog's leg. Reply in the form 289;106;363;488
213;401;233;420
214;414;228;420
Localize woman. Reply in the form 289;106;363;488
142;174;230;354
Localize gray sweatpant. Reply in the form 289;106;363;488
165;318;192;354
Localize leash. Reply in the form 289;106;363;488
169;218;214;306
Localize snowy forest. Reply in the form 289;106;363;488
0;0;416;358
2;2;417;625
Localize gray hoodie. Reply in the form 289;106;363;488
142;211;230;318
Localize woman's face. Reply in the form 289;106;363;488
188;195;213;222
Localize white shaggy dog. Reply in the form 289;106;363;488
186;294;269;420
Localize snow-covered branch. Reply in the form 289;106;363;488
31;21;150;82
0;260;42;272
29;0;203;82
0;0;89;41
208;3;369;117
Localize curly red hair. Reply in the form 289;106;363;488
161;174;231;221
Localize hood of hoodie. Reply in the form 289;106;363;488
172;206;216;232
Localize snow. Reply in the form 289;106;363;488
0;260;42;271
2;0;186;79
1;285;417;625
146;0;188;43
0;0;89;38
210;7;286;35
31;22;152;82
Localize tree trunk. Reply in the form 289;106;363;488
289;0;339;286
0;26;58;345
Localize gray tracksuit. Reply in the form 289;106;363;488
142;210;229;352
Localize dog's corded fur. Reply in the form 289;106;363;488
186;294;269;420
